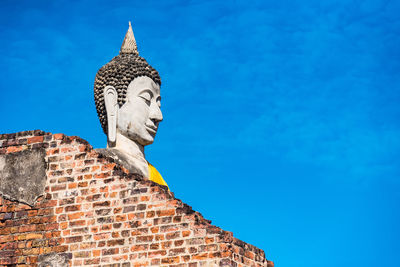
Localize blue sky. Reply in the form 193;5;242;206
1;0;400;266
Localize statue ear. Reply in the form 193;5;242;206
104;86;118;145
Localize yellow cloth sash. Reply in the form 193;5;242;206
148;163;169;190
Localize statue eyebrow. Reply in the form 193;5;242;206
138;89;153;97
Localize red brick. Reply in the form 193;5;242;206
53;133;64;140
148;250;167;258
156;209;175;217
68;212;84;220
102;248;119;255
7;146;25;153
166;231;180;240
27;136;43;144
161;256;180;264
66;236;83;243
92;250;101;257
136;235;154;243
131;245;148;252
182;230;191;237
26;233;42;240
65;205;81;212
51;184;66;192
69;220;86;227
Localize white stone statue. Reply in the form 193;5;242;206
94;22;167;188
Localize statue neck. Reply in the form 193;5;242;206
108;131;149;177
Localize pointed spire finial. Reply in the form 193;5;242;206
120;21;138;55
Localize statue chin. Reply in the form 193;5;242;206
118;130;154;147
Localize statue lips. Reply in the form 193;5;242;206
145;124;157;136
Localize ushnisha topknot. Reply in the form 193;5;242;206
120;21;138;55
94;22;161;134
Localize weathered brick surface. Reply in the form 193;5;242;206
0;130;273;267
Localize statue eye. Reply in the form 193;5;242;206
139;91;151;105
156;96;161;107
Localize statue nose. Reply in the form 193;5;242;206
150;104;163;123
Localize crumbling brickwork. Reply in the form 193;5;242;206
0;130;273;267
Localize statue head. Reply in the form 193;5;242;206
94;22;162;147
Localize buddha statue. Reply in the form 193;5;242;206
94;22;168;189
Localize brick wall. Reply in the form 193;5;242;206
0;130;274;267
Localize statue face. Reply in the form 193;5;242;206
117;76;162;146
